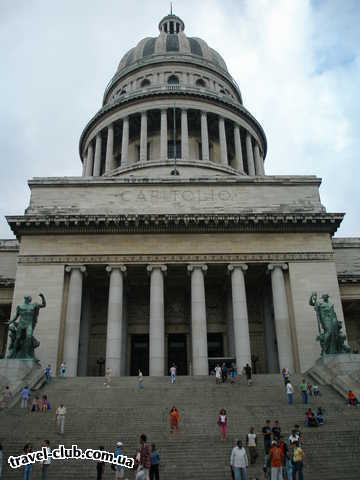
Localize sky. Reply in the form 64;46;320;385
0;0;359;238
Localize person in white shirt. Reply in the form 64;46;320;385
170;364;177;384
215;364;222;384
286;381;294;405
41;440;51;480
246;427;258;464
56;403;66;434
230;440;248;480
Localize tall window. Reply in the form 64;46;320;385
140;78;151;88
168;141;181;159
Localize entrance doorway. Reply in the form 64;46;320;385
167;334;187;375
207;333;224;358
130;334;149;376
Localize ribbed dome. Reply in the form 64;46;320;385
117;14;228;73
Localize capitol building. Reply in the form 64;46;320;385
0;13;359;377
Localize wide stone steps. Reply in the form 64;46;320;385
1;375;360;479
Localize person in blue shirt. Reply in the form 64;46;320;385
45;365;51;384
114;441;125;478
22;444;32;480
150;443;160;480
20;386;30;409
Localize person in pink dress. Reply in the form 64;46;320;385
217;408;228;440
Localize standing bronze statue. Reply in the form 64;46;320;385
309;292;350;355
7;293;46;361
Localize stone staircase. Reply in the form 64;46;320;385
1;374;360;479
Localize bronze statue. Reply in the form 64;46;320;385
7;293;46;360
309;292;350;355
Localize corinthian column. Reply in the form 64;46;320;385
246;132;255;175
105;265;127;376
93;133;102;176
228;264;251;370
268;264;294;372
121;117;129;166
233;124;244;172
140;111;148;162
200;111;210;161
105;123;114;173
219;116;228;166
147;265;167;376
160;109;168;162
63;266;86;377
84;143;94;176
188;264;208;375
181;109;189;161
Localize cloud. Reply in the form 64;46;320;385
0;0;359;237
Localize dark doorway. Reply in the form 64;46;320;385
168;334;187;375
131;334;149;376
207;333;224;358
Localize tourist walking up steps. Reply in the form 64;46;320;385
299;379;308;404
20;386;30;409
170;406;180;433
217;408;228;440
40;440;51;480
292;441;304;480
286;381;294;404
230;440;248;480
244;363;252;386
169;363;176;384
150;443;160;480
246;427;258;464
56;402;66;434
22;444;33;480
114;441;125;479
45;365;51;384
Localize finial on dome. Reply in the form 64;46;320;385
170;2;173;15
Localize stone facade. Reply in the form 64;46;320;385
1;13;359;374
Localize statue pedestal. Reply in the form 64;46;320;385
307;354;360;398
0;359;44;407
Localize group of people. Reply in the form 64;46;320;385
5;440;52;480
214;363;253;386
20;386;51;413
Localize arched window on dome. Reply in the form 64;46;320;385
196;78;206;88
168;75;179;85
140;78;151;88
219;88;226;95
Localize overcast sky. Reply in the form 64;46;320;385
0;0;359;238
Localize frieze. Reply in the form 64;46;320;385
17;252;334;266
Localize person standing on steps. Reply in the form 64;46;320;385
149;443;160;480
215;364;222;384
40;440;51;480
244;363;252;386
262;420;272;455
20;386;30;409
222;362;228;383
56;402;66;435
246;427;258;465
96;446;105;480
291;441;304;480
299;379;308;404
45;365;51;384
217;408;228;440
114;441;125;479
272;420;281;442
286;381;294;405
269;440;283;480
169;406;180;433
138;369;144;390
104;367;111;388
139;434;151;480
169;363;176;384
21;444;33;480
230;440;248;480
59;361;66;378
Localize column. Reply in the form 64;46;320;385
63;266;86;377
93;133;102;176
233;125;244;172
200;111;210;161
105;123;114;173
121;117;129;166
147;265;167;376
105;265;126;376
268;264;294;372
188;264;208;375
181;108;189;161
254;143;265;176
218;116;228;166
84;143;94;176
140;111;148;162
226;287;235;357
160;109;168;162
246;132;255;175
77;286;90;376
263;286;279;373
82;156;87;177
228;264;251;370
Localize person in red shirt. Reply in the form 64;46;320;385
139;434;151;480
347;390;359;407
269;440;283;480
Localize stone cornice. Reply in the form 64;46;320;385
16;252;334;266
0;277;15;287
27;175;322;188
6;212;344;237
332;238;360;249
338;274;360;284
0;239;19;251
